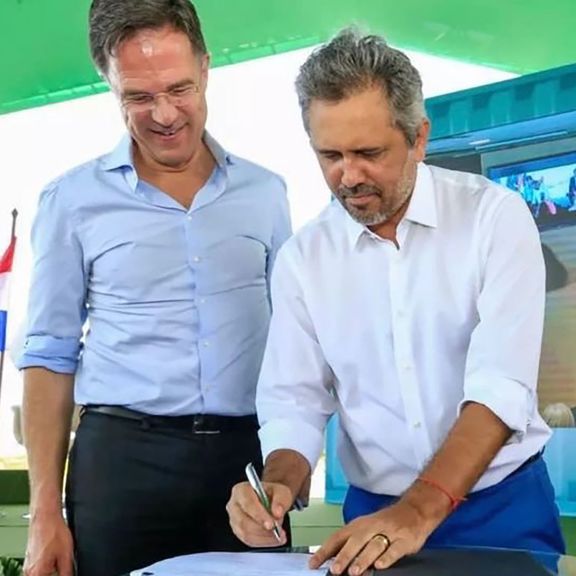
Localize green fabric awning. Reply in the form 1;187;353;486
2;0;575;116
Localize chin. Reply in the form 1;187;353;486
154;150;193;168
348;206;389;226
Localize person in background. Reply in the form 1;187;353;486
227;28;564;574
18;1;291;575
542;403;576;428
567;167;576;208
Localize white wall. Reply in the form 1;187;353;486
0;46;515;456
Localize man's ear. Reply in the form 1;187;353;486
199;53;210;89
413;119;431;162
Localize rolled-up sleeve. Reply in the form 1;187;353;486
17;182;87;373
257;245;336;469
461;193;545;438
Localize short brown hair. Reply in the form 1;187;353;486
89;0;207;76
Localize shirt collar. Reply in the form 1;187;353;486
100;130;234;174
343;162;437;247
101;134;133;171
204;131;234;169
404;163;437;229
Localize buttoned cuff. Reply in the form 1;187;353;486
258;417;325;470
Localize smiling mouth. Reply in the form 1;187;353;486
152;125;184;138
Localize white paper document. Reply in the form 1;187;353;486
130;551;327;576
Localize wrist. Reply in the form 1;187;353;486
262;449;310;506
30;492;64;519
30;505;65;523
400;479;454;526
416;476;467;512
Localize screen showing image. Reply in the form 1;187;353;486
487;151;576;230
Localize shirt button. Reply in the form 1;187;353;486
193;256;201;263
187;215;193;221
403;364;412;372
202;340;210;347
199;298;206;304
413;421;421;429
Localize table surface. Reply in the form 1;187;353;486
3;505;576;575
122;547;576;576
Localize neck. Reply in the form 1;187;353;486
132;141;216;208
133;140;214;182
368;195;411;246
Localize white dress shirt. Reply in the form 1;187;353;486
258;163;550;495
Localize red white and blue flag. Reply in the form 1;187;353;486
0;237;16;352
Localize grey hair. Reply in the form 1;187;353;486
296;28;427;146
542;403;575;428
89;0;207;76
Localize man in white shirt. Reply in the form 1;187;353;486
226;29;564;573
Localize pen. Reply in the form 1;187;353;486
245;462;282;543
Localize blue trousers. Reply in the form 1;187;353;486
343;455;565;555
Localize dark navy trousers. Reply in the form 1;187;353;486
65;411;291;576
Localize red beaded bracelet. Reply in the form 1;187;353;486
417;477;467;512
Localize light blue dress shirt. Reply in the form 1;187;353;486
18;133;292;416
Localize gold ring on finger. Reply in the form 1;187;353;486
371;533;391;549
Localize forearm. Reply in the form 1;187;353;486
401;402;512;524
23;367;75;518
262;448;311;504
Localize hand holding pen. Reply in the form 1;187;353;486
226;462;306;547
245;462;283;542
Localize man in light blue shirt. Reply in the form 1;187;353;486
18;1;291;575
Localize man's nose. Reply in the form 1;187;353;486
340;158;364;188
151;94;179;127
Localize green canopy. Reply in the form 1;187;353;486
2;0;574;116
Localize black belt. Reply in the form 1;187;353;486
82;405;259;434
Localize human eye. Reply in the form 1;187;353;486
170;87;189;97
319;151;341;162
358;149;382;159
170;84;197;98
124;93;153;106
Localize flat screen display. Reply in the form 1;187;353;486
487;151;576;230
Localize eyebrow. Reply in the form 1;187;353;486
166;79;198;91
122;79;197;97
316;147;383;155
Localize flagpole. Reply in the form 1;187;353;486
0;209;18;405
10;209;17;240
